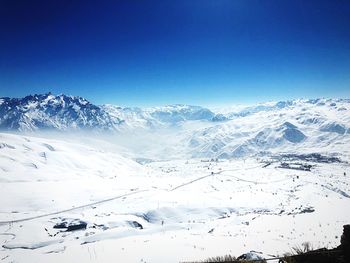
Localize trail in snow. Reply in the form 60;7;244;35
170;164;264;191
0;190;148;226
220;173;292;184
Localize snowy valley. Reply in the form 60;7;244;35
0;94;350;262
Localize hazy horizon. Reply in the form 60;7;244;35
2;91;349;109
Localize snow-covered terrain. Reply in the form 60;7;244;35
101;104;220;131
0;94;222;132
0;95;350;262
0;93;122;132
187;98;350;159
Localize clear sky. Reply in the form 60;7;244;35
0;0;350;106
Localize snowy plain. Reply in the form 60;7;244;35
0;98;350;263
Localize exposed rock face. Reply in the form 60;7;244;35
341;224;350;260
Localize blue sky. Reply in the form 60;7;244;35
0;0;350;106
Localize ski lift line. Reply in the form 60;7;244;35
0;189;148;226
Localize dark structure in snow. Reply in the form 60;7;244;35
53;219;87;232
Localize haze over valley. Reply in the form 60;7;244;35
0;94;349;262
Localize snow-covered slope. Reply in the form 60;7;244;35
1;94;349;159
1;132;349;263
101;104;222;130
148;104;216;123
0;132;143;183
0;97;350;262
0;94;224;132
187;98;350;159
100;105;161;130
0;93;122;132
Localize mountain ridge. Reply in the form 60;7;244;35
1;93;349;159
0;93;227;132
0;93;121;131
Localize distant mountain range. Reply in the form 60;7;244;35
1;93;349;159
0;93;225;132
0;93;122;131
187;98;350;158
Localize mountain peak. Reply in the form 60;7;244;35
0;93;121;132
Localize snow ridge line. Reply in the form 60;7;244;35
0;189;148;226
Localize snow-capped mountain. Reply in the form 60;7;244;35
0;93;122;131
1;93;349;160
149;104;216;122
101;104;223;130
0;93;223;132
1;97;350;263
187;98;350;159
